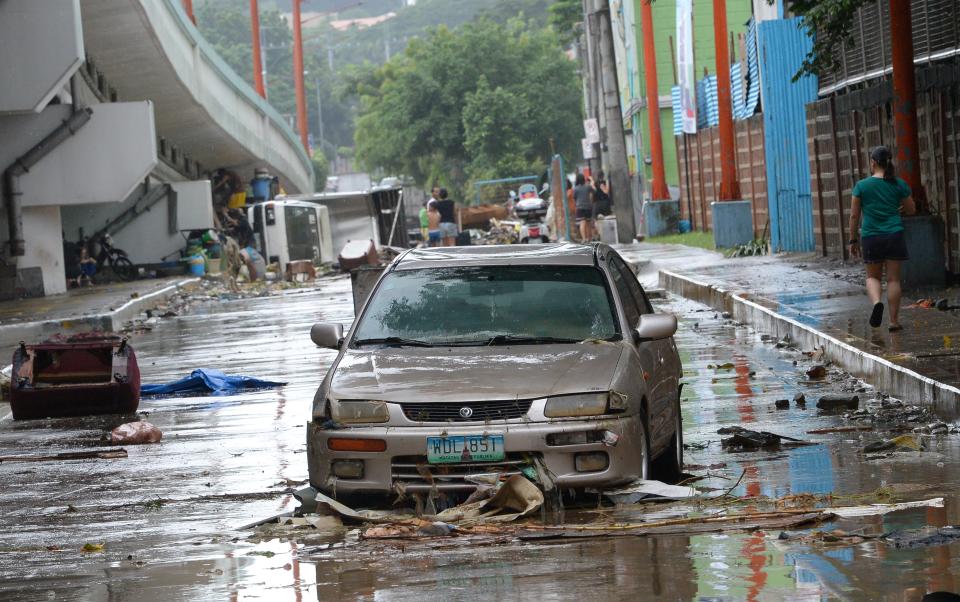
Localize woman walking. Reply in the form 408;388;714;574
848;146;916;331
573;173;594;242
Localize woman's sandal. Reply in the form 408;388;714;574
869;302;884;328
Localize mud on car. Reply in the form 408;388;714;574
307;243;683;501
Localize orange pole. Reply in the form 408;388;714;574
292;0;309;151
250;0;266;98
640;0;670;200
889;0;926;212
712;0;740;200
182;0;195;24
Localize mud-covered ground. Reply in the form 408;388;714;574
2;274;960;601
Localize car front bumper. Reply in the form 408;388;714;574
306;415;645;495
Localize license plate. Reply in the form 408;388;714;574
426;435;505;463
529;227;540;237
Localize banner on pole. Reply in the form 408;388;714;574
677;0;697;134
581;138;596;159
583;118;600;144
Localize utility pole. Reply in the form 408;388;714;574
250;0;266;98
581;0;602;176
640;0;669;201
593;0;636;241
889;0;925;212
315;77;325;151
713;0;740;201
292;0;309;152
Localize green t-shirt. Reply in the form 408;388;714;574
419;206;429;228
852;176;911;238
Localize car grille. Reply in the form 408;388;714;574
400;399;533;423
391;454;530;492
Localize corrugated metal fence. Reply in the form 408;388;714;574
759;18;819;252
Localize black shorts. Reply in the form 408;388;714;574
576;208;592;220
593;201;612;218
862;230;909;264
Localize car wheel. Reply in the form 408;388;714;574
653;399;683;483
540;236;550;243
520;237;528;244
637;411;651;480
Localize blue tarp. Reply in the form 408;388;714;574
141;369;286;396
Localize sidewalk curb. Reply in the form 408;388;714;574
659;269;960;408
0;278;201;350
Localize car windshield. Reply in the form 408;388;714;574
352;265;619;346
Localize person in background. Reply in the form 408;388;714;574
418;200;430;246
592;171;612;218
76;246;96;287
573;173;594;242
434;188;458;247
848;146;916;332
427;200;442;247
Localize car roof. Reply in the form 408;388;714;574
394;243;604;269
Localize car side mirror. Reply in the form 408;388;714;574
634;313;678;342
311;322;344;349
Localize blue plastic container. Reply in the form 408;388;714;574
678;219;692;234
251;175;273;201
187;254;206;276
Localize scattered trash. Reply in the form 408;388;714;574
597;479;702;505
774;399;790;410
863;434;923;454
81;543;104;553
884;525;960;549
0;449;128;463
805;365;828;379
794;392;807;407
829;497;943;518
110;421;162;445
906;298;936;309
816;394;860;411
141;368;285;396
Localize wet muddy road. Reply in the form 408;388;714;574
2;275;960;601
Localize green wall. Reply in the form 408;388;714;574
632;0;753;189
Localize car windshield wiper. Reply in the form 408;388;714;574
353;336;435;347
484;335;584;346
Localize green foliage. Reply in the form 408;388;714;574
311;148;330;191
646;231;716;251
548;0;582;46
789;0;875;80
195;1;354;151
725;239;769;258
353;18;582;198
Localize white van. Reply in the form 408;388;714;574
248;200;334;272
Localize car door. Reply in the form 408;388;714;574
608;255;678;452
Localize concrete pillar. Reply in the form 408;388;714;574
713;0;740;201
889;0;925;212
640;0;669;201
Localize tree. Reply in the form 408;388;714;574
353;17;582;198
195;1;354;153
547;0;582;47
311;148;330;191
789;0;875;79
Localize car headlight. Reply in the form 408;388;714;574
334;400;389;424
544;392;624;418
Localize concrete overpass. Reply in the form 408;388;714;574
80;0;313;195
0;0;314;298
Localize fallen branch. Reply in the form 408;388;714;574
0;449;128;463
807;426;874;435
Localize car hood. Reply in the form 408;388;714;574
328;343;625;403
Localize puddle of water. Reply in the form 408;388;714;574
3;282;960;600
